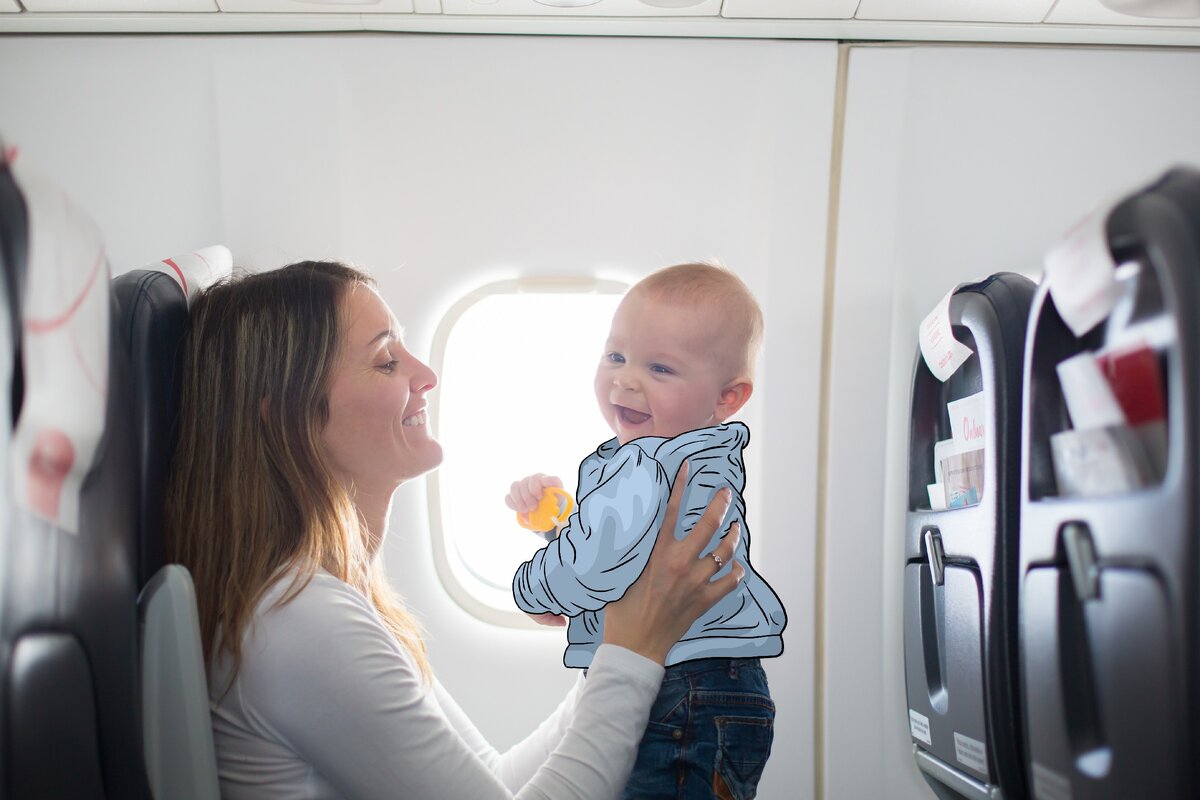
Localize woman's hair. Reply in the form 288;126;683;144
165;260;430;684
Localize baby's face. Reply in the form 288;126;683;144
594;291;736;444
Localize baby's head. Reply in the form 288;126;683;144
595;262;762;444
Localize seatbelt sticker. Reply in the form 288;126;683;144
1044;195;1122;338
908;709;932;746
919;287;973;382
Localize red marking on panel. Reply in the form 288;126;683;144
163;257;189;296
25;250;105;334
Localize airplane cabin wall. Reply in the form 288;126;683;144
0;34;834;800
828;43;1200;799
2;30;1200;800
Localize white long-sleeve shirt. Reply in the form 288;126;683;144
208;570;664;799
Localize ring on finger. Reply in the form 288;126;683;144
710;552;723;569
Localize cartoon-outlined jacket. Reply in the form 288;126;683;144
512;422;787;668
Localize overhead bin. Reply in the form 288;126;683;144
904;273;1036;800
721;0;858;18
440;0;719;14
856;0;1053;23
1047;0;1200;24
21;0;216;9
1019;166;1200;799
217;0;414;11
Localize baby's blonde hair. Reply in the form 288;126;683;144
631;261;763;381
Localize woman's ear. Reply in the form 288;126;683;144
713;380;753;422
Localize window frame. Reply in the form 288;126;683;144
426;276;629;627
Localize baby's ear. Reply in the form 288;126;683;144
714;380;753;422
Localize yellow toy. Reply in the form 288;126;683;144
517;486;575;533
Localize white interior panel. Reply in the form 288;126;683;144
721;0;859;18
0;33;833;800
21;0;216;9
1047;0;1200;24
217;0;414;11
829;42;1200;800
0;0;21;11
442;0;720;15
855;0;1053;22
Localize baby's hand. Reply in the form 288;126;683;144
505;474;564;518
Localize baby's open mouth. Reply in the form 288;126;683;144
617;406;650;425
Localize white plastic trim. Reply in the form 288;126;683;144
855;0;1054;24
20;0;216;9
3;13;1200;43
721;0;859;19
139;565;220;800
1048;0;1200;25
217;0;415;12
441;0;720;15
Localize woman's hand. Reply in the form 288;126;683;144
602;460;744;665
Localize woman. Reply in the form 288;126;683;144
165;260;744;799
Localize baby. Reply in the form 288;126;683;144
508;262;787;799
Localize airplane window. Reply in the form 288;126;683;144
428;279;626;625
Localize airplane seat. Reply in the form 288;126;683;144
1018;165;1200;799
137;565;220;800
113;249;230;591
0;153;149;798
0;150;25;797
113;248;230;800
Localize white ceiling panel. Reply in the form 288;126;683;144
856;0;1054;22
722;0;859;18
217;0;414;11
1047;0;1200;25
442;0;720;15
21;0;216;8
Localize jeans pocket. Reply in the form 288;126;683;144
647;682;690;728
713;713;775;800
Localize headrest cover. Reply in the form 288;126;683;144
0;150;18;519
8;156;109;533
143;246;232;306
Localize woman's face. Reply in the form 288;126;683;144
321;285;442;491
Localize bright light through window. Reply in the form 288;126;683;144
430;280;626;624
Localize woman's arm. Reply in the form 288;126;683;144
601;460;746;665
234;575;662;800
229;467;742;798
513;437;746;621
430;670;583;790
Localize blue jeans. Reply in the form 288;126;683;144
620;657;775;800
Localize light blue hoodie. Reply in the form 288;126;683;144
512;422;787;668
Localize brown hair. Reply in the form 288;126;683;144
632;261;764;380
165;260;430;685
